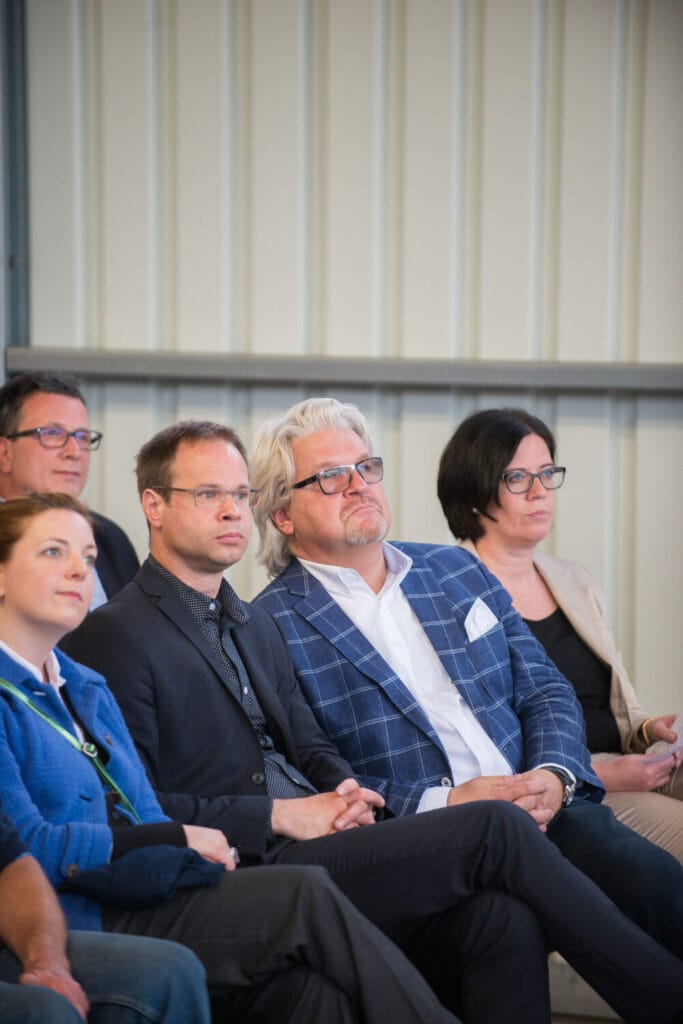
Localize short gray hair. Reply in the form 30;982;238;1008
250;398;373;577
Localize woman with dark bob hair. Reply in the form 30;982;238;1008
0;491;472;1024
437;408;682;863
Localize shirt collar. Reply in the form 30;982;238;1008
148;555;249;625
299;542;412;599
0;638;64;688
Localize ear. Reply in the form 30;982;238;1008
0;437;13;476
141;488;165;531
271;506;295;537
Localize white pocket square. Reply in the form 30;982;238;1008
464;598;499;642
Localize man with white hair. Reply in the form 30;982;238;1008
251;396;683;964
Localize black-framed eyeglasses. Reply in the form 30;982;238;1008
500;466;566;494
292;457;384;495
152;485;261;509
5;426;103;451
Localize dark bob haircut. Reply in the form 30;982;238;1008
437;407;556;542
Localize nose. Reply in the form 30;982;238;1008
344;467;367;493
67;553;89;578
218;494;242;518
61;433;82;457
527;473;545;497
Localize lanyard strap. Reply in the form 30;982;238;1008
0;677;141;824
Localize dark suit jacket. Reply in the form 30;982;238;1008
91;512;140;598
63;558;355;860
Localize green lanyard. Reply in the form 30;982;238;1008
0;676;141;824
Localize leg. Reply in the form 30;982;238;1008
405;892;550;1024
275;801;683;1024
0;977;82;1024
65;932;211;1024
548;798;683;955
103;864;459;1024
211;966;359;1024
602;789;683;864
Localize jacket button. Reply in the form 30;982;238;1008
250;772;266;785
441;776;452;787
66;864;80;878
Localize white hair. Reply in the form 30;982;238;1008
250;398;373;577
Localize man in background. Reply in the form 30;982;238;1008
0;372;138;607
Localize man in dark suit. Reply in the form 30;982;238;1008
64;418;683;1024
0;372;139;608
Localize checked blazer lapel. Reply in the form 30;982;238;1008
285;562;442;747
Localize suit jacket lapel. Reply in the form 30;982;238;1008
535;557;615;666
136;561;242;704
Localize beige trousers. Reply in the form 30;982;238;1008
596;757;683;864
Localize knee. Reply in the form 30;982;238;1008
447;798;538;838
147;939;207;989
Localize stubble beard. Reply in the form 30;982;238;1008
343;506;390;547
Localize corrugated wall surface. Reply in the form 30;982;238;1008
19;0;683;712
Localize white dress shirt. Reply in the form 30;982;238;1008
300;543;513;811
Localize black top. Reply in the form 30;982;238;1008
525;607;621;754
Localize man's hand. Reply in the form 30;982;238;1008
182;825;239;868
515;769;565;824
595;752;680;793
20;962;90;1020
446;773;555;830
272;780;385;841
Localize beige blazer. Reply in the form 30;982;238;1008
458;540;649;754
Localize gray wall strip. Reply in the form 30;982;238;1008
5;347;683;395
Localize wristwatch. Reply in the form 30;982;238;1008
544;767;576;807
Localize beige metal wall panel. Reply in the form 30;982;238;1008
399;0;458;358
87;1;158;349
478;0;535;360
637;1;683;361
248;0;308;355
632;399;683;709
319;1;380;356
168;1;231;352
27;0;84;348
555;0;616;361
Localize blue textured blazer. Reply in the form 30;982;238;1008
255;543;603;817
0;647;167;930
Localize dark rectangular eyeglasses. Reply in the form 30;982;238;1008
500;466;566;494
292;457;384;495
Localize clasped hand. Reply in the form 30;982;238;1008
271;779;385;841
447;770;564;830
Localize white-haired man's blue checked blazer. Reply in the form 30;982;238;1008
254;542;683;953
254;542;603;816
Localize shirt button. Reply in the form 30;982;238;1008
111;811;121;821
251;772;266;785
66;864;80;878
440;777;452;787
